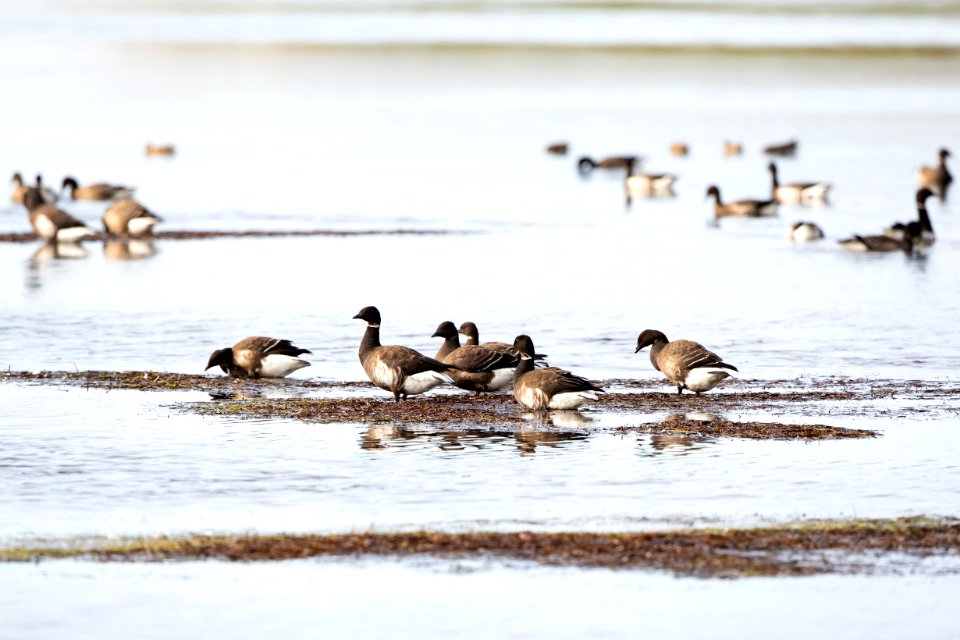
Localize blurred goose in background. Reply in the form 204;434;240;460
458;321;547;361
145;143;176;156
625;165;676;203
723;141;743;156
545;142;569;155
839;224;917;253
61;176;135;201
102;199;162;237
669;142;689;157
635;329;738;395
884;187;935;247
11;172;57;204
431;321;519;394
768;162;831;204
706;185;777;218
22;188;96;243
354;306;454;401
915;148;952;200
763;139;798;157
205;336;311;378
787;221;825;242
512;335;603;411
577;155;640;174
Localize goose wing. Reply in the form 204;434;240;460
444;345;518;372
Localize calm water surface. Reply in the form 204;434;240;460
1;1;959;638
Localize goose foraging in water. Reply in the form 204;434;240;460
205;337;312;378
22;188;96;243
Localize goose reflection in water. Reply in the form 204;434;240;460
103;238;158;260
25;241;89;290
638;412;719;457
359;423;588;455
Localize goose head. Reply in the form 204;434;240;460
353;305;382;326
431;321;458;339
635;329;668;353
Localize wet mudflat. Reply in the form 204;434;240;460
4;517;958;578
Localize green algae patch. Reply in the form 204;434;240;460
3;518;957;578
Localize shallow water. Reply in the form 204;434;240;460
1;0;959;638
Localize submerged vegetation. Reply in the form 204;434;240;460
3;518;957;578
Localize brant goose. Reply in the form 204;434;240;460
22;188;96;243
768;162;831;204
763;140;798;157
577;155;640;174
102;199;162;237
458;321;548;361
787;221;825;242
916;148;951;200
706;185;777;218
838;226;917;253
512;335;603;410
723;141;743;157
206;336;311;378
61;176;135;201
625;165;676;203
354;306;455;401
431;321;519;394
545;142;569;155
670;143;689;157
884;188;935;247
635;329;738;395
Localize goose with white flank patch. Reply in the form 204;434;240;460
458;321;548;362
431;321;519;394
787;221;825;242
625;165;676;203
61;176;135;201
22;188;96;243
706;185;777;218
102;199;163;237
512;334;603;411
205;336;311;378
768;162;831;204
884;188;935;247
916;148;952;200
635;329;738;395
354;306;455;401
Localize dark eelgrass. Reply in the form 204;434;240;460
3;517;958;578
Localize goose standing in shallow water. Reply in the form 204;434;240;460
61;176;135;201
706;185;777;218
206;337;311;378
884;188;936;247
431;321;519;394
102;199;162;237
635;329;738;395
916;148;952;200
354;306;455;401
768;162;831;204
512;335;603;411
22;188;96;243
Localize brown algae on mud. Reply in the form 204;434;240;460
2;370;891;439
3;518;958;578
0;228;464;243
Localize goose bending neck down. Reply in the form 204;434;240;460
205;336;311;378
635;329;738;395
354;306;454;401
22;188;96;244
